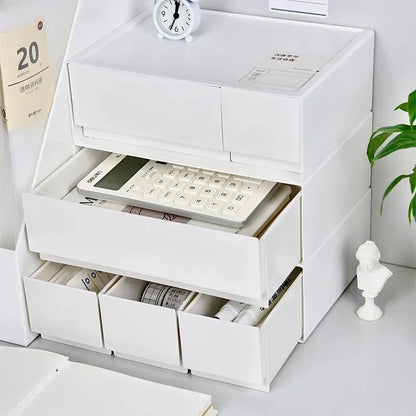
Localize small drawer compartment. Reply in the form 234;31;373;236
69;62;223;152
99;276;194;372
23;148;301;306
222;88;301;164
23;262;116;352
178;269;303;391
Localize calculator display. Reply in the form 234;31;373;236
94;156;148;190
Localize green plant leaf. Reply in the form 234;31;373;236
408;90;416;126
407;193;416;223
369;124;411;139
374;131;416;161
367;124;411;165
413;194;416;223
395;102;408;112
410;171;416;193
367;132;393;165
380;174;410;214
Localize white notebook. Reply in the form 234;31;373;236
0;347;218;416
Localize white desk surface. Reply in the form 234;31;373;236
2;264;415;415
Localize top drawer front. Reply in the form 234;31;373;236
222;88;301;164
69;63;223;150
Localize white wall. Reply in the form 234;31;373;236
201;0;416;268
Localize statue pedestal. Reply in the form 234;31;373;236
356;293;383;321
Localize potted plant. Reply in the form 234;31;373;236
367;89;416;223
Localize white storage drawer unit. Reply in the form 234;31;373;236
23;262;114;352
68;10;373;175
20;3;374;391
99;276;193;372
23;148;301;307
179;269;303;391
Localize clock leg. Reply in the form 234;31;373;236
185;35;193;43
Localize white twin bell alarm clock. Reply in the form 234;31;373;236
153;0;201;42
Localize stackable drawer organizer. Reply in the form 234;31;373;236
23;4;374;391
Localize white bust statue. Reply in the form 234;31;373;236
355;240;393;321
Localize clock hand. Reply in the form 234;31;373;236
169;0;181;30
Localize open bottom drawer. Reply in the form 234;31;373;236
178;269;303;391
23;261;115;352
99;276;194;372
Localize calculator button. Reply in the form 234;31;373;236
172;164;184;170
224;180;242;191
163;168;180;178
169;181;185;191
206;200;224;212
145;171;159;180
141;167;159;179
178;171;195;182
187;167;200;173
216;191;231;201
159;190;176;202
184;184;200;195
223;204;240;216
153;178;170;188
175;194;190;205
191;197;207;208
200;187;215;198
233;176;262;185
232;194;248;204
217;172;231;179
194;174;210;185
209;177;226;188
240;184;258;194
126;185;139;194
144;188;160;198
202;170;215;176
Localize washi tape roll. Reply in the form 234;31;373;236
141;283;191;310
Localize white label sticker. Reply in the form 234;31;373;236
240;52;326;91
0;18;53;131
269;0;328;16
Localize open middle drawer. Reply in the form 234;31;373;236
23;148;301;306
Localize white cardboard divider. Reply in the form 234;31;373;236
178;270;302;391
23;261;115;352
99;276;193;372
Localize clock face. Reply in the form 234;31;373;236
156;0;192;37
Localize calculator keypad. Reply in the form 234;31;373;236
127;161;274;224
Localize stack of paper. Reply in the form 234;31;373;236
0;347;218;415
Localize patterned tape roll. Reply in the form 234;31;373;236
141;283;191;310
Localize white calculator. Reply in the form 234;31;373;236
77;153;278;226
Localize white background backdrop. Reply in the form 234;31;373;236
201;0;416;268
